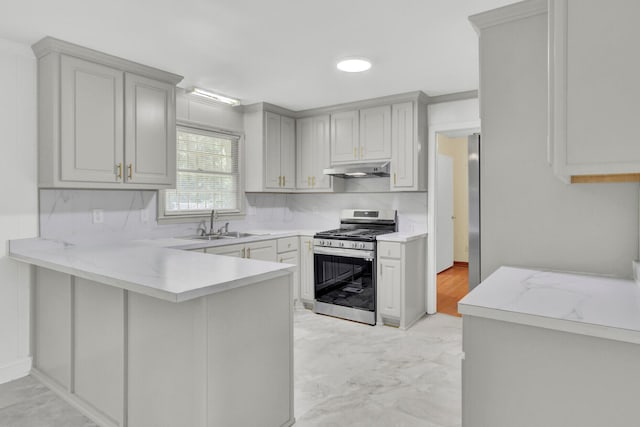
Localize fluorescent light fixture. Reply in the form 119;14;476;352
345;172;368;177
337;58;372;73
187;87;240;106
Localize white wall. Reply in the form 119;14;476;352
479;11;639;279
0;38;38;384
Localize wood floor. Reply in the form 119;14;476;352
437;263;469;317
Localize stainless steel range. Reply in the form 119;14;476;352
313;209;397;325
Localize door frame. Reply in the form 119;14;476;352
427;120;480;314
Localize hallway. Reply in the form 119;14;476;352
437;263;468;317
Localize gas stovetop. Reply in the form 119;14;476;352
314;228;394;242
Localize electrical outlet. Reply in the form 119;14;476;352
140;209;149;223
92;209;104;224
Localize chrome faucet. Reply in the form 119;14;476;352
210;209;218;235
197;220;208;236
217;222;229;235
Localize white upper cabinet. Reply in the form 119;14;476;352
391;102;415;190
124;73;176;186
246;92;427;193
296;115;331;190
359;105;391;161
59;56;124;183
330;105;393;164
330;110;360;163
550;0;640;181
33;37;182;189
264;111;295;190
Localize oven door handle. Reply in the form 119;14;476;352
314;246;375;260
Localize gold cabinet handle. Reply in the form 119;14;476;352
127;163;132;179
394;173;397;185
241;248;246;258
278;176;282;187
116;163;122;179
307;240;311;251
279;258;283;263
353;147;357;158
360;147;364;157
312;176;316;187
283;176;286;187
307;176;311;187
247;247;251;258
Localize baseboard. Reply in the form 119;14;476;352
0;356;32;385
454;261;469;267
31;369;119;427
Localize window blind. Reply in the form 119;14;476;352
164;126;240;214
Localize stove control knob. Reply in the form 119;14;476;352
359;243;365;249
339;242;345;248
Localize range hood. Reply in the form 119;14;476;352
323;162;390;178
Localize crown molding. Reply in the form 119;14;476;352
469;0;547;34
32;36;183;85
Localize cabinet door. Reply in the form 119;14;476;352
125;73;176;185
205;244;246;258
246;240;277;262
264;112;282;189
359;105;391;160
299;237;315;302
312;115;332;189
330;110;359;163
391;102;415;190
296;117;313;189
279;250;299;302
60;55;124;183
378;258;402;318
550;0;640;178
124;73;175;185
280;116;296;189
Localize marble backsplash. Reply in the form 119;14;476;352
39;188;427;243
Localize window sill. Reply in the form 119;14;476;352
157;211;246;225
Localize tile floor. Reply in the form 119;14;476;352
0;308;462;427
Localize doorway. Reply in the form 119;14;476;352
434;131;478;316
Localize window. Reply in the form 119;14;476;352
162;124;242;218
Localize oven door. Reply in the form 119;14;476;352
313;246;376;312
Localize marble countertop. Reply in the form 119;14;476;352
9;238;295;303
459;266;640;344
376;231;427;242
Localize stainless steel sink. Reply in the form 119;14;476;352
187;232;254;240
221;231;254;238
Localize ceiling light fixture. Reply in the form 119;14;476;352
187;87;240;106
337;58;372;73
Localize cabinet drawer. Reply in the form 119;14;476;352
277;237;299;253
378;242;401;259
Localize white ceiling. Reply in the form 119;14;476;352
1;0;516;111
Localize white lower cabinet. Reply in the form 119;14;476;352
204;240;276;261
277;237;299;303
378;257;402;319
376;238;427;329
299;236;315;305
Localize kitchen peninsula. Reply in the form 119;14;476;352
459;267;640;427
9;237;295;427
